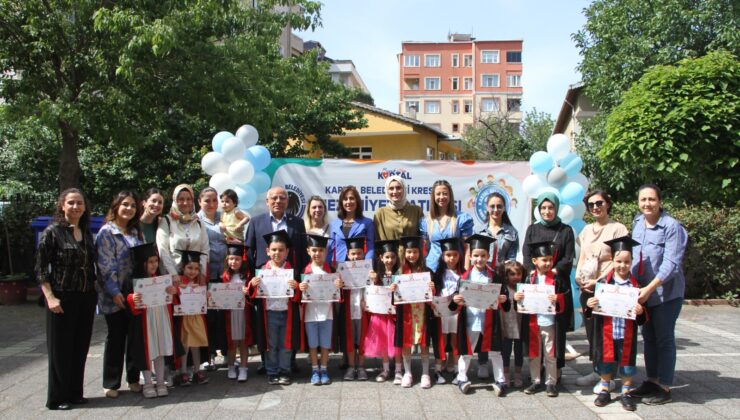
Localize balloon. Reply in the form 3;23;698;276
250;171;272;194
212;131;233;153
570;219;586;234
221;136;246;163
547;134;571;160
201;151;229;176
558;152;578;168
572;172;590;190
561;182;585;205
564;156;584;177
529;151;553;173
546;167;568;188
228;159;255;185
572;201;587;220
559;204;575;224
245;145;271;171
523;174;544;198
234;185;257;210
209;172;236;194
236;124;259;148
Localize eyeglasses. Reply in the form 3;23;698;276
587;200;605;210
268;195;287;202
488;204;505;210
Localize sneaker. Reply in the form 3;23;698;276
104;388;119;398
524;382;542;395
202;362;216;371
593;380;616;394
278;375;292;385
376;370;390;383
644;388;672;405
156;384;168;397
175;373;191;387
356;367;368;381
594;391;611;407
393;371;403;385
620;392;636;411
546;384;559;397
268;375;280;385
451;377;459;386
320;369;331;385
343;368;356;381
165;370;174;388
420;374;432;389
477;362;490;379
458;380;471;394
576;371;600;386
238;367;248;383
401;373;413;388
513;373;523;388
128;382;142;393
435;371;447;385
192;372;209;385
630;381;661;398
492;382;507;397
227;366;237;380
310;369;321;386
142;384;157;399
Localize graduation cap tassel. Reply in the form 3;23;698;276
639;250;644;276
492;246;498;269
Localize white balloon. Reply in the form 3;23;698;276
523;174;544;198
572;201;587;220
559;204;575;224
209;172;236;194
221;136;246;163
236;124;259;148
228;159;255;185
547;133;571;160
201;151;229;176
573;172;590;190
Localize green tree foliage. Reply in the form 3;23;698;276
462;109;553;161
599;51;739;203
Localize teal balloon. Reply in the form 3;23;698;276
529;151;553;173
212;131;233;153
245;145;271;171
564;156;584;177
250;171;272;194
235;185;257;209
560;182;585;205
570;218;586;234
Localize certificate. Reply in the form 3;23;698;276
133;275;173;309
460;281;502;310
174;285;207;316
593;283;639;320
516;283;556;315
392;272;432;304
255;268;295;298
431;294;457;317
208;282;246;310
337;260;373;289
301;273;341;302
364;285;395;315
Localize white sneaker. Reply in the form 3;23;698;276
142;384;157;399
576;371;600;386
436;371;447;384
401;373;413;388
477;363;490;379
238;367;248;382
393;371;403;385
227;365;237;380
593;380;616;394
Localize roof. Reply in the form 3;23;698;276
553;82;584;134
350;101;450;139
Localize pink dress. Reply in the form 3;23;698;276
363;273;398;358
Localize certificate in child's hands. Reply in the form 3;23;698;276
593;283;639;320
174;285;207;316
460;281;502;310
337;260;373;289
364;285;395;314
392;272;432;304
301;273;341;302
516;283;556;315
256;269;295;298
134;275;173;309
208;282;246;310
431;294;456;317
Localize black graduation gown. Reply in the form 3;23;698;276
249;261;303;353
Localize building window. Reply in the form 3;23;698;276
424;77;441;90
403;78;419;90
481;50;499;64
425;101;441;114
350;146;372;160
426;146;435;160
451;53;459;67
439;151;446;160
481;74;499;87
481;98;500;112
404;54;420;67
451;77;459;90
451;123;459;133
507;74;522;87
425;54;441;67
507;98;521;112
463;100;473;113
405;101;420;114
506;51;522;63
463;54;473;67
451;100;459;113
463;77;473;90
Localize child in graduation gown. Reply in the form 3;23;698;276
431;237;465;384
221;244;253;382
337;236;371;381
172;250;209;386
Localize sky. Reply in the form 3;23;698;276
297;0;593;119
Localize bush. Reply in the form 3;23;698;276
0;193;56;281
594;202;740;300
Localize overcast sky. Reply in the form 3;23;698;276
297;0;592;119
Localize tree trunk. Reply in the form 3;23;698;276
58;120;81;190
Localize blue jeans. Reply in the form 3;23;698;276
266;310;292;376
596;339;637;378
641;298;682;386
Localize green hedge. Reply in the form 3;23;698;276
593;202;740;300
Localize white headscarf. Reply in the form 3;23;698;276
384;175;407;210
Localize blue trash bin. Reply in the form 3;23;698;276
31;216;106;248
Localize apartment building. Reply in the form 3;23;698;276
398;34;523;139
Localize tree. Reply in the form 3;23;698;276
599;51;739;204
461;108;553;161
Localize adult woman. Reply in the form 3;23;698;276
420;179;473;272
156;184;209;280
304;195;330;237
574;190;628;389
522;192;575;374
374;176;423;244
36;189;97;410
328;186;375;264
629;184;687;405
139;188;165;243
96;191;143;398
479;192;519;267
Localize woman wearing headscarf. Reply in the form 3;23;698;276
522;191;575;377
373;175;423;244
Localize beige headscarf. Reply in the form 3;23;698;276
384;175;407;210
169;184;197;223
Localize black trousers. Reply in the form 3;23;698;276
102;310;139;389
46;291;96;408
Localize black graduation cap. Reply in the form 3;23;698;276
465;234;496;251
375;239;399;255
528;240;554;258
131;242;158;266
178;249;204;265
437;237;463;253
604;236;640;256
226;244;245;256
262;230;292;247
344;236;366;251
306;233;330;248
400;235;423;250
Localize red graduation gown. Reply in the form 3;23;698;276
221;272;254;347
518;271;566;359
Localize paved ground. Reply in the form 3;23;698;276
1;301;739;419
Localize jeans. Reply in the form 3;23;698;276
642;297;682;386
596;339;637;377
265;310;292;376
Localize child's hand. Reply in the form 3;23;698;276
249;277;261;288
207;291;212;299
498;294;508;303
133;293;143;305
288;279;299;290
334;279;344;289
368;270;377;282
453;294;465;305
299;282;309;292
634;303;644;316
165;286;177;295
586;297;599;309
389;283;398;292
428;280;435;295
514;291;524;301
242;285;249;295
218;222;227;233
171;275;180;287
548;294;557;304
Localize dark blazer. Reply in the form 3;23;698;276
244;212;308;277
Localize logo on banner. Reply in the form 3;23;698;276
377;168;412;180
471;175;515;225
284;184;306;218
